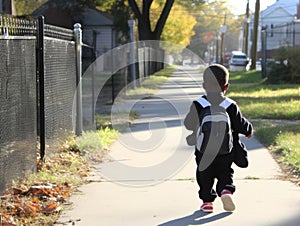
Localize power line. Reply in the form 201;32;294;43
169;3;299;17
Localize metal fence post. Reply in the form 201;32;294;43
261;27;267;78
74;23;83;136
37;16;45;160
128;19;136;88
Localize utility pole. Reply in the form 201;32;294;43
215;32;220;63
250;0;260;70
220;13;227;65
261;26;267;78
244;0;250;55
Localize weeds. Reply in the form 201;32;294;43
0;125;120;225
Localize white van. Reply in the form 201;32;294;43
229;51;249;71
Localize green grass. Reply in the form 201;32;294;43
98;127;120;149
229;70;300;175
152;66;176;77
253;121;300;171
76;127;120;153
227;79;300;120
230;70;264;83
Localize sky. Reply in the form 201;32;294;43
227;0;277;15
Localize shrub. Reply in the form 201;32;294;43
266;61;290;84
288;46;300;83
266;47;300;84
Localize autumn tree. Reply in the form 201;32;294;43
189;1;243;58
128;0;203;41
14;0;47;15
98;0;198;51
14;0;97;16
128;0;174;41
159;3;196;53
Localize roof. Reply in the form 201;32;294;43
31;0;114;28
231;51;246;56
261;0;299;17
80;8;113;26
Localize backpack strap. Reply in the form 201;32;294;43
195;97;211;108
219;97;236;110
195;97;235;109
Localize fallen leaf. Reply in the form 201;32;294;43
42;201;58;214
31;196;39;203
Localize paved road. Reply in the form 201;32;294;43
56;66;300;226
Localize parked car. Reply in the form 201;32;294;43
229;51;249;71
230;51;249;66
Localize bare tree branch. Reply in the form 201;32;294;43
154;0;175;39
128;0;142;20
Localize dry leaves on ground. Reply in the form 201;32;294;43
0;149;91;225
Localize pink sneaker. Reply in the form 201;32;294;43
200;202;213;213
221;189;235;211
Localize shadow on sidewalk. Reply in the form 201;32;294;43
158;211;232;226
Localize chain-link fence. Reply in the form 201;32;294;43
0;14;166;193
0;15;80;193
82;43;165;128
0;37;37;193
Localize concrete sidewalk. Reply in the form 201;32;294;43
56;66;300;226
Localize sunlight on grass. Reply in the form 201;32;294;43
253;121;300;171
229;70;264;83
126;86;156;97
27;171;82;186
276;131;300;170
227;83;300;120
98;127;120;149
228;84;300;98
142;76;168;88
76;128;119;153
230;70;300;175
239;100;300;120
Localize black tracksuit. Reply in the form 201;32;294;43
184;92;253;202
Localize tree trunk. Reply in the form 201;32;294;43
128;0;175;41
128;0;174;75
137;22;158;41
250;0;260;70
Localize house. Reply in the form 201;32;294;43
248;0;300;57
32;0;117;66
0;0;16;15
80;8;116;58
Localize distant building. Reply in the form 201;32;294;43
32;0;117;65
79;8;116;58
248;0;300;57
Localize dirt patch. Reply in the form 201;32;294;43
270;149;300;187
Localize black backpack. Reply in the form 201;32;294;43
195;97;233;156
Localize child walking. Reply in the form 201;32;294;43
184;64;253;212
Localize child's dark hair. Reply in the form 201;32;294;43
203;64;229;89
